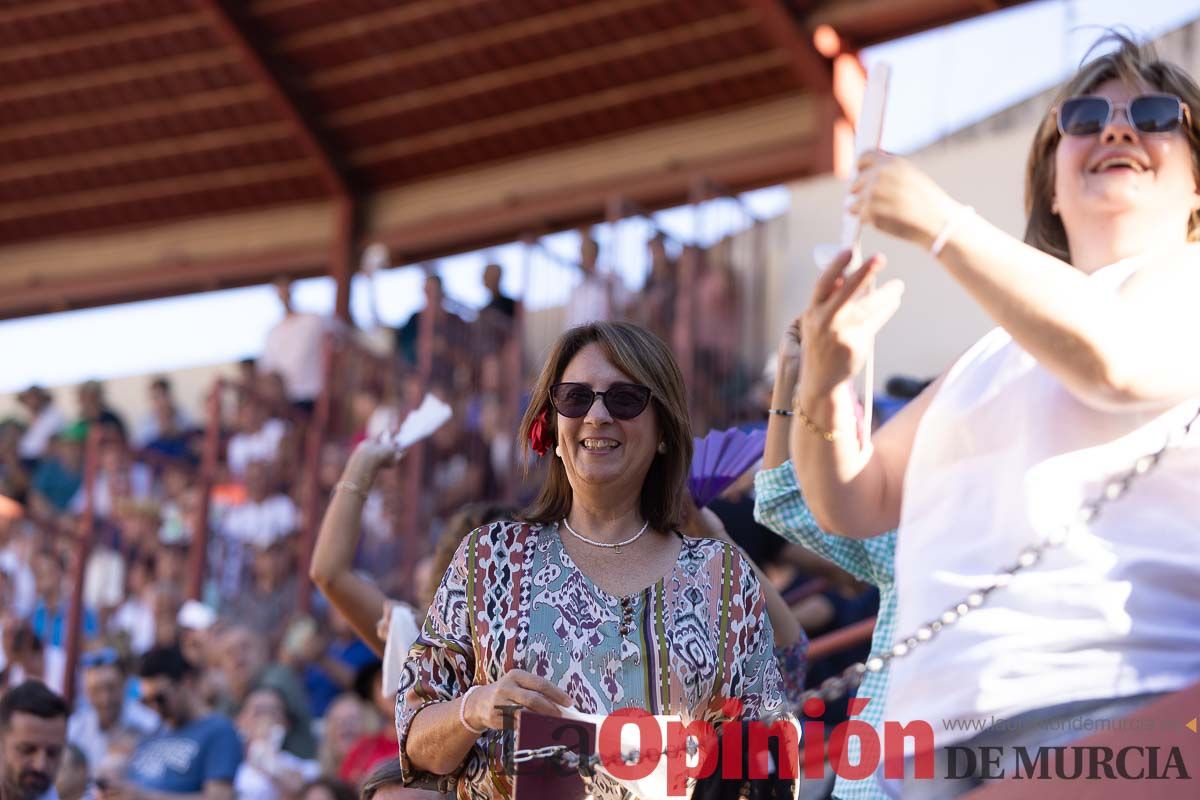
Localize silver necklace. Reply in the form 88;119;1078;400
560;518;649;554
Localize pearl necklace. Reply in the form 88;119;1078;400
560;518;649;554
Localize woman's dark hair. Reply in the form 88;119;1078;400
360;759;406;800
518;321;694;532
1025;30;1200;261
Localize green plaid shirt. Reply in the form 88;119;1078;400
754;462;897;800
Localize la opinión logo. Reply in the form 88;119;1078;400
499;696;937;796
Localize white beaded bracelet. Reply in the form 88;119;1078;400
930;204;975;257
459;685;485;736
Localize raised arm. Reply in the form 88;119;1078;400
787;247;934;539
762;321;801;470
852;151;1200;409
309;440;400;655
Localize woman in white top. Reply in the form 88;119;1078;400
791;32;1200;795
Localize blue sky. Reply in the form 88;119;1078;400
3;0;1200;393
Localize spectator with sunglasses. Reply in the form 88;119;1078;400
790;32;1200;795
385;321;789;799
102;646;241;800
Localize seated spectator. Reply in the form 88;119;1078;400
16;386;65;464
226;400;287;479
0;622;59;693
75;380;127;441
67;649;157;777
134;377;192;451
424;415;494;523
176;601;217;677
215;626;314;760
55;743;90;800
30;548;98;649
108;557;157;656
222;539;298;643
234;687;319;800
282;611;375;720
0;506;36;619
336;663;395;789
108;645;241;800
316;695;375;780
0;680;69;800
216;459;297;600
69;432;153;521
29;431;84;515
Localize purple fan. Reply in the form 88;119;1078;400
688;427;767;507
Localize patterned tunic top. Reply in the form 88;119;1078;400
396;520;787;799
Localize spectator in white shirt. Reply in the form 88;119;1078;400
16;387;65;463
67;650;157;776
219;460;297;556
69;434;153;520
226;398;287;479
259;279;338;412
562;231;626;328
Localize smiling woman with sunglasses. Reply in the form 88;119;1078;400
783;31;1200;796
395;321;791;799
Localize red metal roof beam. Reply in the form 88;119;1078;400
195;0;355;320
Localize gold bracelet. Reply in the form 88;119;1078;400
333;479;369;501
795;409;844;443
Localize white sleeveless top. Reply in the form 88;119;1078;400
887;259;1200;748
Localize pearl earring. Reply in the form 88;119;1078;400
555;445;563;458
657;441;667;454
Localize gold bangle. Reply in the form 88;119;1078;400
795;409;843;443
333;479;369;501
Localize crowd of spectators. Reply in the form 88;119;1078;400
0;228;880;799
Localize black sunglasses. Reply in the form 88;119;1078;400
1056;93;1190;136
549;382;652;420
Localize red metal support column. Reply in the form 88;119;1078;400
62;425;101;707
297;334;336;615
187;379;224;602
832;51;867;178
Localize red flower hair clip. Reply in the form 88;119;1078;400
529;408;553;457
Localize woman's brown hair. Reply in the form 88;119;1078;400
518;321;693;532
1024;31;1200;262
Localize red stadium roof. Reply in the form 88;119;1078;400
0;0;1030;320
